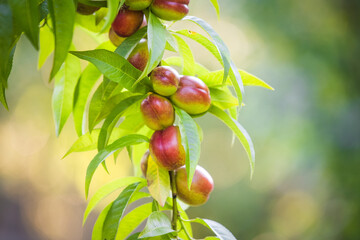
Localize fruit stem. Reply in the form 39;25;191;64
169;170;178;234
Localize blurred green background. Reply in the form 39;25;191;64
1;0;360;239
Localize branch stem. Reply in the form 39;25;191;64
169;170;178;234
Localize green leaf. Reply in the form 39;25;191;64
70;49;151;93
92;202;112;240
183;16;243;105
172;34;195;76
0;83;7;110
85;134;149;198
146;155;170;207
38;24;54;69
238;70;274;90
52;52;81;136
88;79;122;131
183;16;230;84
175;30;222;64
115;26;147;58
48;0;75;79
9;0;39;49
138;211;175;238
208;105;255;178
63;128;128;157
83;177;145;224
198;69;274;90
102;182;145;240
136;12;167;83
97;95;144;150
162;57;210;78
190;218;236;240
210;87;238;109
209;0;220;19
175;107;201;188
100;0;124;33
115;202;152;240
73;64;101;136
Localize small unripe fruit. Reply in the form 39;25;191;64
109;28;126;47
151;0;189;21
111;8;144;37
76;3;100;15
125;0;152;10
175;165;214;206
170;76;211;115
150;66;180;96
149;126;185;171
141;94;175;130
127;39;149;71
140;150;150;177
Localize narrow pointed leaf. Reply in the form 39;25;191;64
92;203;113;240
71;49;151;93
115;26;147;57
146;155;170;207
208;105;255;178
83;177;145;224
52;53;81;136
9;0;39;49
73;64;101;136
175;107;201;188
136;12;167;83
48;0;75;79
85;134;149;198
100;0;124;33
115;202;153;240
97;95;144;150
172;34;195;76
209;0;220;19
162;57;210;77
190;218;236;240
102;182;144;239
210;87;238;109
38;24;54;69
138;211;175;238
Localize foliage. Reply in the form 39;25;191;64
0;0;273;239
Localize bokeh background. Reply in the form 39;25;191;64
1;0;360;239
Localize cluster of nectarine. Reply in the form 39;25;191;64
77;0;214;207
140;65;214;206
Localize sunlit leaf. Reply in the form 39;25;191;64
199;69;274;90
138;211;175;238
73;64;101;136
210;87;238;109
175;30;221;64
38;24;54;69
97;95;144;150
92;202;112;240
83;177;145;224
52;52;81;136
208;105;255;178
175;107;201;188
209;0;220;19
48;0;75;79
88;79;122;131
115;202;152;240
146;155;170;207
71;49;151;93
9;0;39;49
172;34;195;76
102;182;145;239
189;218;236;240
183;16;243;105
85;134;149;198
162;57;210;77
